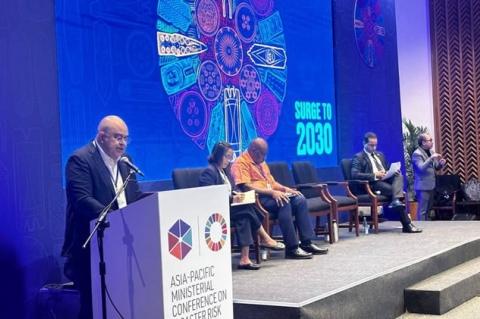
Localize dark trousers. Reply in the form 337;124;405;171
231;205;263;247
65;250;93;319
371;173;404;199
259;194;314;249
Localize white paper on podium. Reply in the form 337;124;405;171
382;162;401;180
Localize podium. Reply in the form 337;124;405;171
90;185;233;319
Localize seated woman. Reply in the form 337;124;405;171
199;142;284;270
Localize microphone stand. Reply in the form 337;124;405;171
83;170;134;319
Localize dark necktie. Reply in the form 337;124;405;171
371;153;384;171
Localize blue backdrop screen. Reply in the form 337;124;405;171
56;0;337;181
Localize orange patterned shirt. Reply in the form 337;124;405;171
231;151;276;189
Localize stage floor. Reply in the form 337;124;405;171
231;221;480;319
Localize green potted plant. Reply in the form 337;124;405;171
402;118;428;219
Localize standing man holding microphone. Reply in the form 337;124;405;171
412;133;446;219
62;115;145;319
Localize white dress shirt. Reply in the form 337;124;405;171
364;150;384;180
94;141;127;209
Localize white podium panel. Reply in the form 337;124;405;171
91;185;233;319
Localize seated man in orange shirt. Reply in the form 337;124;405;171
231;138;328;259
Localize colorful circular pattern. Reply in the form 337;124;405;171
196;0;220;36
239;64;261;103
251;0;274;16
157;0;287;150
235;2;257;43
214;27;243;76
354;0;385;68
198;60;223;101
256;91;279;136
178;91;207;138
205;213;228;252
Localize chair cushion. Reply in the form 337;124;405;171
356;194;389;204
333;196;356;207
306;197;330;212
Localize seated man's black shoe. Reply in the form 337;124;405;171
300;243;329;255
285;247;313;259
402;223;423;233
388;198;405;208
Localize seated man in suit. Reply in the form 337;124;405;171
231;138;328;259
61;115;145;319
351;132;422;233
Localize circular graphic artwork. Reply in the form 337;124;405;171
354;0;385;68
235;3;257;43
256;91;279;136
198;60;223;101
157;0;288;151
196;0;220;36
214;27;243;76
251;0;274;16
239;64;261;103
177;91;207;138
205;213;228;252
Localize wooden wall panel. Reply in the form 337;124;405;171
430;0;480;181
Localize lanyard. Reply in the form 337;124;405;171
109;165;120;188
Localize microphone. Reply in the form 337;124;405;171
120;157;144;176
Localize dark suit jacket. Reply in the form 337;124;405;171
351;150;389;182
61;142;143;259
199;164;235;202
198;164;263;223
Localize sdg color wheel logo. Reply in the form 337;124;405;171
156;0;288;155
168;219;193;260
205;213;228;251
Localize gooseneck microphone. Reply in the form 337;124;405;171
120;156;144;176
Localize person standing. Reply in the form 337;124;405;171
61;115;144;319
412;133;446;219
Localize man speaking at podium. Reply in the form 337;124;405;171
61;115;144;319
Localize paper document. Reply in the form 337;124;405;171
382;162;401;180
231;190;256;206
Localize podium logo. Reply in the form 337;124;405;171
168;219;193;260
205;213;228;251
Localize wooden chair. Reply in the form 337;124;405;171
171;167;261;263
291;161;359;239
340;159;390;233
267;161;336;244
432;174;462;220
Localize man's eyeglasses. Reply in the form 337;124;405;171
106;133;130;144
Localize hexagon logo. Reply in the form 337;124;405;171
168;219;193;260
